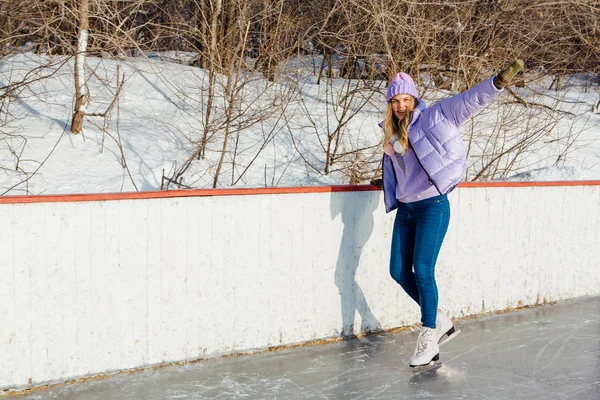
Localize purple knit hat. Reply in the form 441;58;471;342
386;72;419;102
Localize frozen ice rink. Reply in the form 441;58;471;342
16;296;600;400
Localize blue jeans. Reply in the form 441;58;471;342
389;194;450;328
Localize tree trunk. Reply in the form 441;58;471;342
71;0;89;134
209;0;222;73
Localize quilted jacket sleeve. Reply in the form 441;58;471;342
436;76;503;127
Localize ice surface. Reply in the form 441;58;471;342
16;296;600;399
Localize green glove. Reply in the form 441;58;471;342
494;59;524;89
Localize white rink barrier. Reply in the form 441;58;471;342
1;182;599;392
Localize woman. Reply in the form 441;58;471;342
372;60;524;368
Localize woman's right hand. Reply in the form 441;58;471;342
370;178;383;189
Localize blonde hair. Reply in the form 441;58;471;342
383;98;415;155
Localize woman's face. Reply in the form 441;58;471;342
390;94;415;121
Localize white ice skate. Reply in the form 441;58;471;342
435;310;461;346
409;326;440;369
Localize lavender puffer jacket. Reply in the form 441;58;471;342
382;77;502;213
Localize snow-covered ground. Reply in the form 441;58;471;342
1;52;599;196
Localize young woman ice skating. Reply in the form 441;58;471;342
371;60;524;368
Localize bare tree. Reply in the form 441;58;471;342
1;0;598;192
70;0;89;134
158;0;298;189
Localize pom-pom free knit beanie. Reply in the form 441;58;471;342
386;72;418;102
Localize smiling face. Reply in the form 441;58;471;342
390;94;416;122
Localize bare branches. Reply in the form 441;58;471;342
0;0;598;193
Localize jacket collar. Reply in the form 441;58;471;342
408;98;427;128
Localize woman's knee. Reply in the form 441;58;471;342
413;266;435;288
390;269;412;289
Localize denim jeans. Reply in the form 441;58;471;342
389;194;450;328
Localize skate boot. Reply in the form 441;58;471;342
435;309;461;346
409;327;440;369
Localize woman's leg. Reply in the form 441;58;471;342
412;196;450;328
389;204;420;304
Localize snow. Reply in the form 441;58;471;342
501;165;596;181
1;52;599;196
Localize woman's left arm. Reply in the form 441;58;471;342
435;77;503;128
436;60;524;127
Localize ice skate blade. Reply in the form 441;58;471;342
439;328;462;346
410;354;440;370
410;360;442;372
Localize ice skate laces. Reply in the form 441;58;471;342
415;327;434;355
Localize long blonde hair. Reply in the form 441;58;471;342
383;100;415;155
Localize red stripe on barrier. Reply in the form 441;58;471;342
0;185;373;204
0;181;598;204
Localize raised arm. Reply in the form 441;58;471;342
436;77;502;127
436;60;524;127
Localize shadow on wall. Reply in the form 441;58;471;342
331;190;382;337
